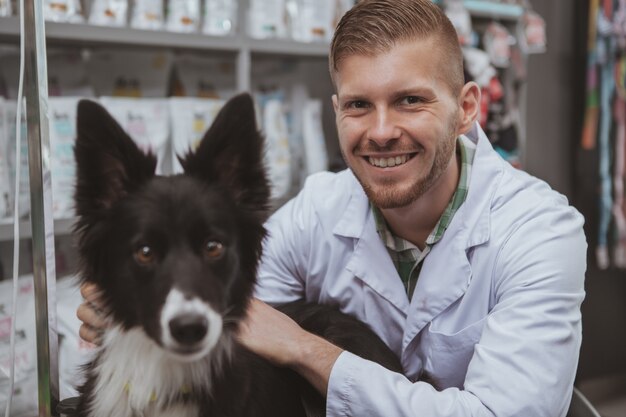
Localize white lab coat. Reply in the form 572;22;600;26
256;123;587;417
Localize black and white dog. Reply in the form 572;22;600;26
72;94;402;417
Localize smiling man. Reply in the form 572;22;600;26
240;0;587;416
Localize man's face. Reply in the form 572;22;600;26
332;38;464;209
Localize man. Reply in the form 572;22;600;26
80;0;587;415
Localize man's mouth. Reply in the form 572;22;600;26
367;153;416;168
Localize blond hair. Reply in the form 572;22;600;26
329;0;464;95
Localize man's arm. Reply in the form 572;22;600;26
238;298;343;395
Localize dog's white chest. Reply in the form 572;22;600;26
88;326;211;417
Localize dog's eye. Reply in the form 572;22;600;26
204;240;224;259
134;245;155;265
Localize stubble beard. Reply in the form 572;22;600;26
348;118;459;210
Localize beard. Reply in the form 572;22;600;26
348;115;459;209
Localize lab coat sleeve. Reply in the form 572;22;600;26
325;204;587;417
254;181;315;304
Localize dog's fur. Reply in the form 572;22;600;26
72;93;402;417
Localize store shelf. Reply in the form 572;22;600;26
0;217;75;240
431;0;524;21
0;16;329;57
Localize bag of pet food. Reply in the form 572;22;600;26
202;0;237;36
0;275;38;417
89;0;128;26
48;97;82;220
248;0;287;39
168;97;225;174
87;49;173;98
0;98;13;222
99;97;171;175
3;100;30;221
131;0;164;30
172;54;236;98
44;0;84;23
166;0;200;32
302;98;328;176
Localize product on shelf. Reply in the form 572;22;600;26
0;97;13;221
99;97;171;175
0;0;10;17
483;21;514;68
172;54;236;98
202;0;238;36
131;0;165;30
168;97;225;173
86;49;173;98
166;0;201;32
248;0;288;39
44;0;84;23
88;0;128;26
302;98;328;176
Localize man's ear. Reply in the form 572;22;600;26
332;94;339;115
74;99;156;220
181;93;270;217
456;81;481;135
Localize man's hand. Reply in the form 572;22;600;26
238;298;344;395
76;283;109;344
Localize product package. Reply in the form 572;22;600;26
0;50;95;99
172;54;236;98
168;97;225;173
0;275;39;417
248;0;287;39
131;0;164;30
99;97;171;174
44;0;84;23
302;99;328;176
48;97;82;220
444;0;472;46
288;0;334;43
519;9;547;54
0;0;11;17
89;0;128;26
166;0;200;32
0;98;13;222
256;92;292;200
483;22;514;68
87;49;173;98
203;0;237;36
2;100;30;221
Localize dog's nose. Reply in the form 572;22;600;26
169;314;209;345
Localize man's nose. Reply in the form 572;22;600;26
367;108;401;147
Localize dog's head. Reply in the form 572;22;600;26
74;94;270;361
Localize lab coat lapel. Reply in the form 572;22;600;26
334;173;410;314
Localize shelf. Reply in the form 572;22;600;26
0;217;75;240
0;16;330;58
431;0;524;21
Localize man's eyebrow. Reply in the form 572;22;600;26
391;87;436;99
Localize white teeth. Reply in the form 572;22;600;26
368;154;411;168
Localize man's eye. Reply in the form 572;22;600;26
346;100;369;109
401;96;423;105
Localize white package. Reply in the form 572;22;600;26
86;50;173;98
302;99;328;175
48;97;81;220
259;96;292;200
0;97;13;221
89;0;128;26
289;0;335;43
168;97;225;174
0;275;38;417
203;0;237;36
3;100;30;221
166;0;200;33
44;0;84;23
99;97;171;175
0;0;11;17
131;0;164;30
248;0;287;39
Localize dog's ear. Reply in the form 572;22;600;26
181;93;270;215
74;99;157;218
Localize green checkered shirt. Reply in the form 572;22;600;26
372;135;476;299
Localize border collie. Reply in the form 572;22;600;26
72;93;402;417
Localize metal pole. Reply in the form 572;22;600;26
23;0;59;415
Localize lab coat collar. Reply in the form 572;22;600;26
333;123;504;332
